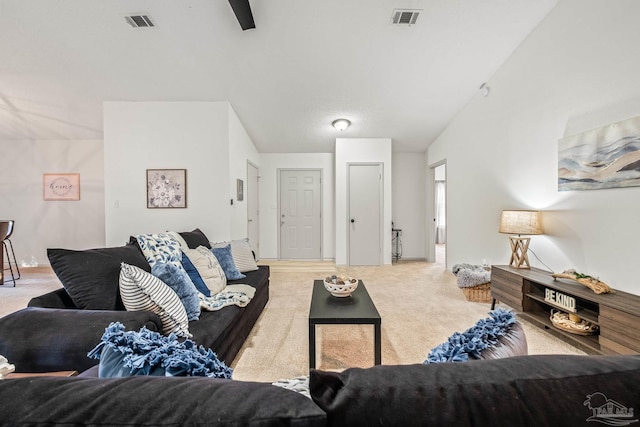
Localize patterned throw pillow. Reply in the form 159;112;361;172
135;233;183;271
119;263;190;338
212;239;258;273
182;246;227;295
211;245;246;281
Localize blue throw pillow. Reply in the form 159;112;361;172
88;322;232;379
211;245;245;280
423;308;517;364
181;252;211;297
151;262;201;321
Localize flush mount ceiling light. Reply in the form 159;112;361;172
332;119;351;131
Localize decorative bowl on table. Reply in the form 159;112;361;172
324;276;358;297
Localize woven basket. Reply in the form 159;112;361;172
550;309;599;335
462;282;492;303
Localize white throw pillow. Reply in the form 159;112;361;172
211;238;258;273
182;246;227;295
119;262;191;338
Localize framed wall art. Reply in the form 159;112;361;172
146;169;187;208
558;115;640;191
43;173;80;201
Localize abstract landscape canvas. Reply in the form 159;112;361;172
558;115;640;191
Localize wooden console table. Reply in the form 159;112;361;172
491;265;640;355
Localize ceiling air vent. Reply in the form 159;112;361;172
125;14;155;28
391;9;420;25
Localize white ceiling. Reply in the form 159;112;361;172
0;0;558;153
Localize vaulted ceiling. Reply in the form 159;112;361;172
0;0;558;152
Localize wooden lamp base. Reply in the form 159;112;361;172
508;236;531;269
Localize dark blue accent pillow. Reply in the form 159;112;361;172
151;262;201;321
211;245;245;280
181;252;211;297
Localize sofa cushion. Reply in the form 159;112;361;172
211;245;245;280
47;244;150;310
151;262;201;321
179;228;211;249
119;263;190;338
212;238;259;273
310;354;640;427
0;376;327;427
183;246;227;295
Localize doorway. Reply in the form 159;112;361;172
247;161;259;259
278;169;322;260
433;163;446;265
348;163;382;266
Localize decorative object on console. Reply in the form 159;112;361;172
323;275;358;297
87;322;232;378
552;269;613;294
499;210;543;269
558;114;640;191
43;173;80;201
550;309;599;336
146;169;186;208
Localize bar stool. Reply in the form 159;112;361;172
0;220;19;286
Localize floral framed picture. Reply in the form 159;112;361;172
146;169;187;208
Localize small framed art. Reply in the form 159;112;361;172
146;169;187;208
43;173;80;201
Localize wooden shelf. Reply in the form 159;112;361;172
491;265;640;355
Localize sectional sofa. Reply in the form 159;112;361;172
0;229;269;372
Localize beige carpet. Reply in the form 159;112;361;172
1;262;585;382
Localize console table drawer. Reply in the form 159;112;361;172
599;305;640;353
491;267;523;311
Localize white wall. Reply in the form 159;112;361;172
228;104;260;241
427;0;640;294
258;153;335;260
0;139;105;265
335;138;392;265
392;153;426;259
104;101;254;246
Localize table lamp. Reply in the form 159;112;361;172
499;210;543;269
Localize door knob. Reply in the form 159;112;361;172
350;219;355;223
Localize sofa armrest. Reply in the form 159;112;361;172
0;307;162;373
28;288;78;309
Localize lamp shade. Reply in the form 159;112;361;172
499;210;543;235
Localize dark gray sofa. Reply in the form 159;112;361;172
0;354;638;426
0;230;269;373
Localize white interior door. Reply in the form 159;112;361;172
247;162;259;259
279;169;322;260
348;164;382;266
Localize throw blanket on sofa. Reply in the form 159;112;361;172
452;263;491;288
199;284;255;311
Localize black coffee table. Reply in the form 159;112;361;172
308;279;381;369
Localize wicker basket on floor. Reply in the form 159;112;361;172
462;282;492;303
